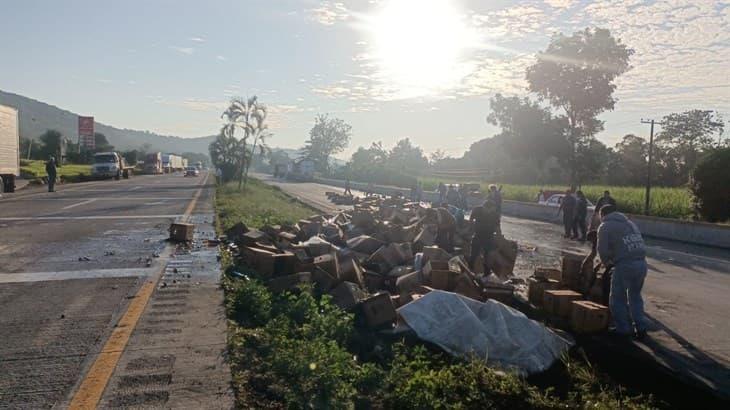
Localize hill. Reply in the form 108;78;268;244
0;90;214;154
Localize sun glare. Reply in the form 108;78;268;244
369;0;475;97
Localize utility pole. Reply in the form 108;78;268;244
641;119;663;216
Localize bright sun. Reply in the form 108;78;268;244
369;0;475;97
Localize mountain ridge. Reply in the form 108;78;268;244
0;90;215;154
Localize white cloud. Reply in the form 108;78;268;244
216;55;227;61
127;80;137;85
309;1;349;25
170;46;195;55
96;79;112;84
543;0;577;9
189;36;205;42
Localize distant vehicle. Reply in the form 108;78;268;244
184;166;200;177
92;152;134;180
273;163;290;178
195;161;203;170
0;104;19;193
144;152;163;174
540;193;595;212
162;154;184;173
288;159;314;182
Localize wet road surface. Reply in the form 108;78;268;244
257;173;730;399
0;173;232;408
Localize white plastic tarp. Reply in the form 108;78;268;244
397;290;573;375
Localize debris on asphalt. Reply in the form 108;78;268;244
169;222;195;242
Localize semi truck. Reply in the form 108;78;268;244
162;154;184;173
144;152;163;174
0;104;19;193
91;152;134;180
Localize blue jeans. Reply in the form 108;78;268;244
610;259;648;334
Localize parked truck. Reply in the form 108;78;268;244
0;104;19;193
144;152;163;174
91;151;133;180
162;154;184;173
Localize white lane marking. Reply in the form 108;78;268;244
0;215;182;221
0;267;156;283
61;199;98;210
129;186;141;191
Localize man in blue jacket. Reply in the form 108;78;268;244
597;204;648;339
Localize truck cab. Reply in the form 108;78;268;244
92;152;126;179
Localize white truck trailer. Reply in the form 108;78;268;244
0;104;20;193
162;154;184;173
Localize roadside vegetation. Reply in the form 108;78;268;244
216;178;656;409
20;159;91;179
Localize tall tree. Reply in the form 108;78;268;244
301;114;351;173
220;96;270;190
93;132;114;152
388;138;429;174
657;109;725;181
209;128;242;183
39;129;63;160
526;27;634;184
486;94;570;183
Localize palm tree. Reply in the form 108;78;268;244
220;96;269;191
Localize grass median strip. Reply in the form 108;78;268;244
216;178;656;409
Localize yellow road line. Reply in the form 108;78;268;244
68;173;209;409
182;172;208;221
68;279;156;409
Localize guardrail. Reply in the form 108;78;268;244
313;176;730;250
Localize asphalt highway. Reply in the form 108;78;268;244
0;172;232;409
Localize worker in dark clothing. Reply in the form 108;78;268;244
591;190;616;230
344;179;352;196
557;189;576;238
425;205;457;252
446;185;459;207
574;190;588;241
45;157;57;192
487;184;502;216
438;182;447;203
468;200;499;274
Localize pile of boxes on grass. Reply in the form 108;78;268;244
222;194;519;330
528;254;610;334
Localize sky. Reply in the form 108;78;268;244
1;0;728;158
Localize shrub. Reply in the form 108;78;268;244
690;148;730;222
226;277;272;327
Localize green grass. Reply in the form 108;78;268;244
216;178;317;229
20;159;92;178
216;178;657;409
417;177;693;219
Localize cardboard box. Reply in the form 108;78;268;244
430;270;459;291
528;278;561;307
422;246;451;264
169;222;194;242
454;275;484;301
561;254;584;290
364;271;385;292
329;282;367;311
346;235;384;254
360;292;396;328
483;286;513;304
267;272;312;293
311;268;337;292
571;300;609;333
339;255;364;287
272;252;298;277
396;270;425;296
240;229;269;247
543;290;582;318
534;267;561;281
314;253;339;278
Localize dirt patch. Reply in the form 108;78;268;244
108;390;169;407
126;354;176;371
118;373;173;388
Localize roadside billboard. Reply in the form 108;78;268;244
78;116;95;149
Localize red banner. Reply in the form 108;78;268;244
78;116;94;136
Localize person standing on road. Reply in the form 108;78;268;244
344;178;352;196
468;200;500;274
557;189;576;238
45;156;57;192
597;204;648;339
438;182;447;203
592;190;617;230
574;190;588;241
488;184;503;216
446;185;459;207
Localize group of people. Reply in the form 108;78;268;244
557;189;616;242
